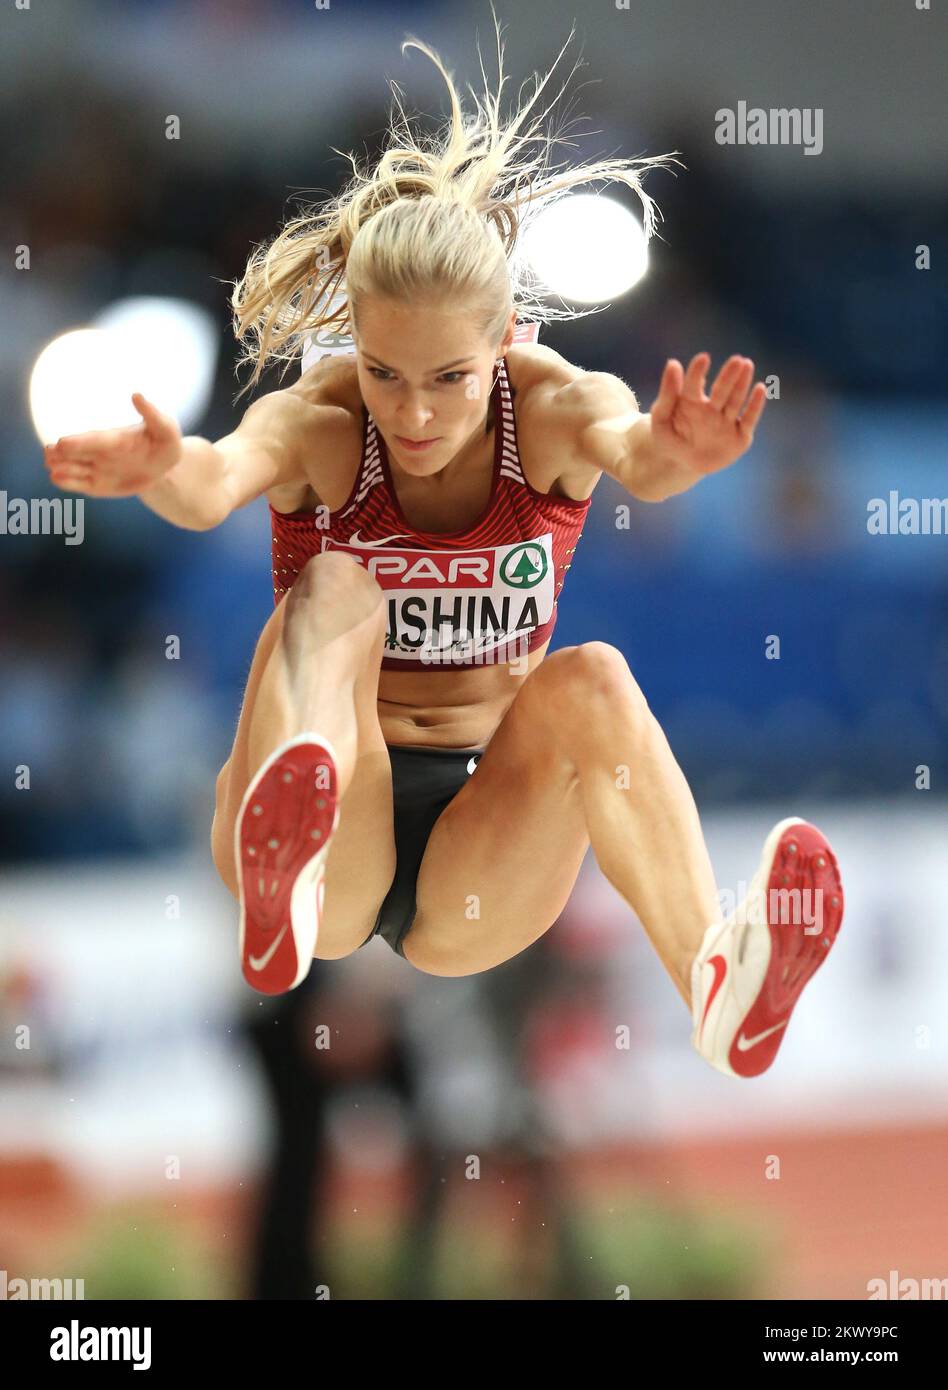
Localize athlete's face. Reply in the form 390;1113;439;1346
353;297;516;475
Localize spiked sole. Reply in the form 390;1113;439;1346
235;733;340;995
691;817;844;1077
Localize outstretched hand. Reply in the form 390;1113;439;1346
649;353;767;479
44;393;182;498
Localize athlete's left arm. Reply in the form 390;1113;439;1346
568;353;768;503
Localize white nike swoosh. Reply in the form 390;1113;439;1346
467;755;480;775
736;1020;787;1051
347;528;416;547
249;921;290;972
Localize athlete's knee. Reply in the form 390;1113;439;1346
285;551;386;642
575;641;638;695
534;642;649;737
294;548;377;595
400;927;477;977
290;553;386;636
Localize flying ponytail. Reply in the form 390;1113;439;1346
228;5;682;402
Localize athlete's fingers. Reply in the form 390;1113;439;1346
48;451;102;483
49;459;94;478
51;434;90;455
48;449;92;466
708;356;747;410
46;455;93;478
49;472;93;491
738;381;767;437
681;352;710;402
131;393;164;433
51;430;124;457
651;358;683;423
722;359;755;418
58;447;122;479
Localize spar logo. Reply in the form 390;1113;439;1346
499;542;547;589
321;537;495;587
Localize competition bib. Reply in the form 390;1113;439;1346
320;531;555;664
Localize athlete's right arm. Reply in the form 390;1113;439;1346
140;390;317;529
44;389;313;531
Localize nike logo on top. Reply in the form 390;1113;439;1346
347;529;416;547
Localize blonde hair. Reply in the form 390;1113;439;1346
228;7;682;401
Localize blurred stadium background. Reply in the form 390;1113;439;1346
1;0;946;1300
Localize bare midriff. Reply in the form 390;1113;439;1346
376;636;551;750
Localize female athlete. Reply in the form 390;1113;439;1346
43;25;843;1079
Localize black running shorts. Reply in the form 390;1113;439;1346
360;742;485;959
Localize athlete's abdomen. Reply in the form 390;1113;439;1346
376;637;551;749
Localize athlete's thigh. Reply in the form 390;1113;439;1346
211;598;396;959
314;711;395;959
407;650;590;975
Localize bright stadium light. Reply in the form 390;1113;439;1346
30;329;138;445
29;297;218;444
521;193;650;303
94;296;218;429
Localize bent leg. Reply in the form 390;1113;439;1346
404;643;723;1009
562;644;724;1008
403;647;592;977
211;552;396;958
